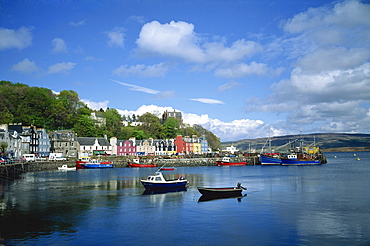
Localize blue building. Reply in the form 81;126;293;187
37;128;50;157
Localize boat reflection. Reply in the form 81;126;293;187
142;187;187;195
198;194;247;202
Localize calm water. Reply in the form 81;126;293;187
1;152;369;245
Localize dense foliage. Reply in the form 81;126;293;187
0;80;221;150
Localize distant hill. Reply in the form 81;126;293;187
222;133;370;153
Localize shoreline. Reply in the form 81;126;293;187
0;156;260;180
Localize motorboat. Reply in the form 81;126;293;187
76;159;113;169
140;171;188;190
216;157;247;166
58;164;76;171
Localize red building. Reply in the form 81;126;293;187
174;135;186;154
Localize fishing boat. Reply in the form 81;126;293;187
260;153;282;165
140;171;188;190
197;183;246;198
216;157;247;166
259;137;282;165
76;159;113;169
280;154;322;165
58;164;76;171
279;138;325;165
128;158;157;168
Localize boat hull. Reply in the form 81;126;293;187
142;187;187;194
58;165;76;171
260;154;282;165
281;159;321;165
76;160;113;169
159;167;175;171
197;187;243;197
216;161;247;166
128;163;157;168
141;180;188;190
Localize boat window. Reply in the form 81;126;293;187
155;177;161;181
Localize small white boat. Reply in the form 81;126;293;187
140;171;188;190
58;164;76;171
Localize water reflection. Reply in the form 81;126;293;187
142;187;187;195
198;194;247;202
1;155;370;245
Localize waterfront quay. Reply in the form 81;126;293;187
0;156;260;180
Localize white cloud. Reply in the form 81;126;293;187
118;105;175;118
11;58;39;73
47;62;76;74
0;26;33;50
106;27;125;48
214;62;284;78
245;0;370;135
153;91;178;99
81;99;109;110
295;47;370;74
217;81;242;92
136;20;261;64
283;0;370;47
190;98;225;104
203;39;262;63
112;79;160;94
52;38;68;54
113;63;169;77
137;21;205;62
69;19;86;26
129;15;146;24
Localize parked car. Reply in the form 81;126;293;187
1;156;14;164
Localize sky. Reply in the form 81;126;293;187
1;0;369;142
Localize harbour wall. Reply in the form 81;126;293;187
0;156;260;180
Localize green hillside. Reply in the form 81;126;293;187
222;133;370;153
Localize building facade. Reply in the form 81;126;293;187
49;130;78;157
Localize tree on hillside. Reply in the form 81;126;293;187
73;115;96;137
163;117;181;138
180;124;199;137
105;108;123;138
138;112;164;139
193;124;221;151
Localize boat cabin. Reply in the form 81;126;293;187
287;154;297;159
145;172;165;182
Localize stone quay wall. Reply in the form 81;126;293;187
0;156;260;180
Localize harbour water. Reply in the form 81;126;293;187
1;152;369;245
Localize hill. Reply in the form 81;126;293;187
222;133;370;153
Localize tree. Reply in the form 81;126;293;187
0;142;8;154
57;90;83;128
73;115;96;137
105;108;123;138
163;117;180;138
138;113;164;139
193;125;221;151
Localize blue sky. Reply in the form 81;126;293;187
1;0;369;142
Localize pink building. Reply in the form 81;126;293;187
117;140;136;156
